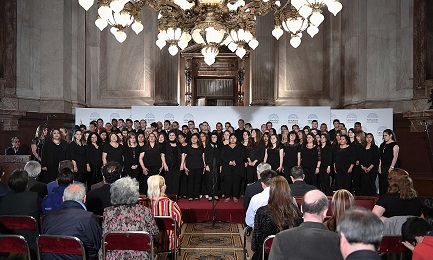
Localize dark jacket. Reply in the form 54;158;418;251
5;146;30;155
289;180;317;197
243;181;263;210
86;184;111;216
42;200;102;260
346;250;381;260
27;177;48;198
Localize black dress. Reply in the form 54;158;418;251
123;145;141;180
41;140;69;183
204;143;220;197
282;143;301;182
69;141;87;183
334;146;356;191
246;144;265;184
376;193;422;218
266;147;282;172
140;143;162;192
379;142;399;195
103;143;123;166
183;145;204;199
319;143;332;195
220;144;245;198
351;143;364;195
86;144;103;187
162;142;182;196
300;145;321;187
358;145;379;196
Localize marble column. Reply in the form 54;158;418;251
249;14;276;106
154;49;179;106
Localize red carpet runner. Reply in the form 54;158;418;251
177;198;246;223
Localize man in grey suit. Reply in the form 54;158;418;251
269;190;343;260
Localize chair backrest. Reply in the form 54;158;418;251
138;196;151;208
166;194;178;202
378;235;407;254
0;234;31;259
36;235;86;260
102;231;154;259
262;235;275;260
0;215;39;232
154;216;178;258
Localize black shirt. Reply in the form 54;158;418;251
301;145;321;169
282;143;301;168
69;142;87;173
247;144;265;164
86;144;102;167
359;145;380;168
320;143;333;168
266;147;282;170
183;145;204;169
123;145;140;174
379;142;398;167
376;193;422;218
103;143;123;165
334;146;356;170
141;144;162;167
163;143;182;170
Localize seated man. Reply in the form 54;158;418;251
243;162;272;210
289;166;317;197
337;207;384;260
42;184;102;260
47;160;81;194
269;190;343;260
4;137;29;155
401;217;433;260
86;161;122;216
41;169;74;215
24;160;48;198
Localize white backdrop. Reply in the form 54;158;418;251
75;108;132;126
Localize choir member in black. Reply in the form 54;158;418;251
334;135;356;191
378;129;399;195
359;133;380;196
158;133;167;146
352;131;365;195
137;132;146;148
86;132;103;187
264;134;283;173
348;128;356;145
319;133;332;195
297;130;306;145
139;132;163;193
242;131;250;147
60;127;71;143
282;131;301;182
205;132;220;201
262;132;270;147
280;129;289;145
31;124;48;162
161;131;182;196
200;132;213;200
41;128;69;183
177;133;189;198
221;130;230;146
99;130;108;145
300;133;321;187
181;133;205;201
220;134;245;202
69;129;87;184
102;132;123;167
123;132;141;182
246;129;265;184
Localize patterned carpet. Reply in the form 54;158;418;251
158;222;245;260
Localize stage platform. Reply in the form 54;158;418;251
177;198;246;224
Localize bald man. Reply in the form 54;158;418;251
269;190;343;260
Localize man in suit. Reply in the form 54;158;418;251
42;183;102;260
243;162;272;210
337;207;383;260
289;166;317;196
86;161;122;216
24;160;47;198
269;190;343;260
4;137;29;155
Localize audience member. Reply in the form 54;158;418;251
41;169;74;215
100;177;159;259
268;190;343;260
245;170;278;227
289;166;317;196
0;165;8;195
251;176;301;260
42;183;102;260
4;136;29;155
24;160;47;198
422;197;433;227
243;162;272;210
337;207;383;260
401;217;433;260
46;160;76;194
325;189;355;232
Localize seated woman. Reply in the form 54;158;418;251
251;176;302;260
325;189;355;232
100;177;159;259
147;175;182;257
372;168;422;221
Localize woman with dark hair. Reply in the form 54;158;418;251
297;130;306;145
347;128;356;145
372;169;422;221
358;133;379;196
99;130;108;145
301;133;321;187
41;128;69;183
31;125;48;162
59;127;71;144
242;131;251;147
102;132;123;166
158;133;167;146
137;132;146;148
221;130;231;146
246;129;265;184
69;129;87;184
220;133;245;202
161;131;182;196
282;131;301;182
334;135;356;191
324;189;354;232
200;132;213;199
204;132;220;201
351;131;365;196
262;132;270;148
251;176;301;260
123;132;141;181
379;129;399;195
264;134;283;173
86;132;103;187
319;133;332;195
139;132;163;193
181;133;205;201
177;133;189;199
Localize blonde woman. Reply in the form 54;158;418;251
325;189;354;232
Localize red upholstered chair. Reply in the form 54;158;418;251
36;235;86;260
154;216;180;260
243;226;252;260
0;234;31;260
166;194;178;202
0;215;39;233
262;235;275;260
138;195;151;208
378;235;407;254
102;231;154;260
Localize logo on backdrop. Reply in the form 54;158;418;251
110;113;120;121
164;113;175;122
346;113;358;124
183;113;194;124
288;114;298;124
330;113;338;122
367;113;379;124
362;126;368;132
268;114;279;124
145;113;156;124
307;114;318;124
377;126;388;137
89;112;100;122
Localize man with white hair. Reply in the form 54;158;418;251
24;160;47;198
42;184;102;260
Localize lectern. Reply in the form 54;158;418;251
0;155;31;185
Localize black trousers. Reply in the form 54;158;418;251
246;165;258;185
303;167;318;187
336;167;352;191
352;165;362;195
319;166;331;195
222;165;243;198
378;165;389;196
360;168;377;196
187;168;203;199
162;168;180;196
142;165;160;194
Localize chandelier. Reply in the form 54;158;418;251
78;0;342;65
